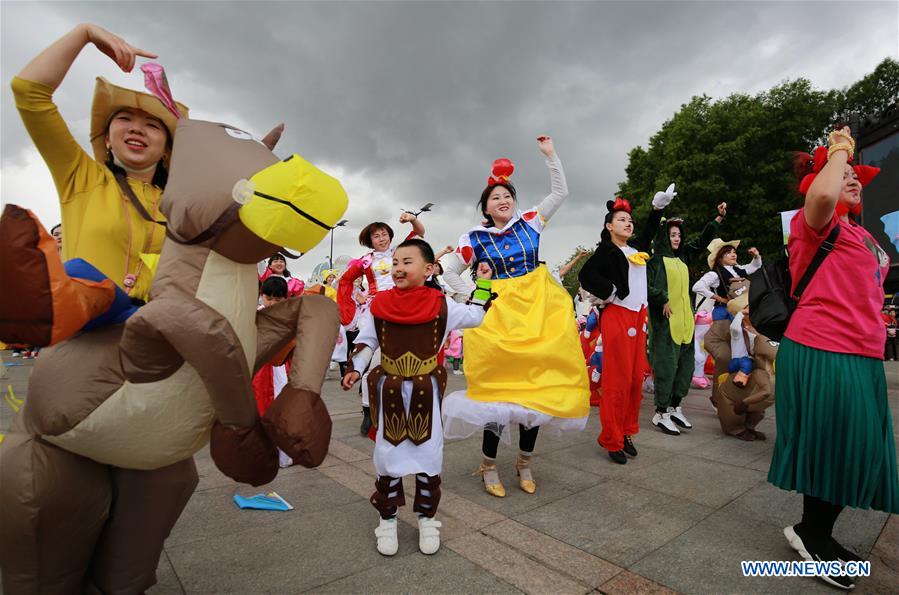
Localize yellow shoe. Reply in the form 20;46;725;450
474;462;506;498
516;454;537;494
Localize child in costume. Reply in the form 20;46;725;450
259;253;305;298
691;310;713;389
578;187;674;465
440;136;589;497
692;240;762;321
251;277;294;468
444;329;464;375
646;202;725;436
342;239;493;556
339;215;426;435
581;306;603;407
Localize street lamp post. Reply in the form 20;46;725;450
329;219;348;270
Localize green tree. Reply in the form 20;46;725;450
617;58;898;271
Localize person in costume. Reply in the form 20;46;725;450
11;24;187;305
339;214;426;435
581;305;603;407
646;202;725;436
440;136;590;497
691;310;713;389
692;240;762;322
259;253;305;298
703;295;776;441
578;185;675;465
768;127;897;590
251;277;294;468
342;239;493;556
444;328;464;375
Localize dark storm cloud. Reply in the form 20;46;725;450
2;1;896;275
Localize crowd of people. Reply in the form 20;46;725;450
1;23;896;594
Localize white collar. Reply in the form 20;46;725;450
469;209;523;234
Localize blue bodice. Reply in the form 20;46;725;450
468;218;541;279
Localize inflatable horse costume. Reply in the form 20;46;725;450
0;119;348;593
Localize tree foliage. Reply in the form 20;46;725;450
617;58;898;268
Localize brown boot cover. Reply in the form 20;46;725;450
85;458;199;595
413;474;442;518
370;475;405;519
0;433;111;594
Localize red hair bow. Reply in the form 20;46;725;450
611;197;632;214
487;158;515;186
797;146;881;201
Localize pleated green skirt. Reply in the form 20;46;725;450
768;338;899;513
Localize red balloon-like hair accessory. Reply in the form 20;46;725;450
487;158;515;186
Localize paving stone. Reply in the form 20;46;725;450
446;532;590;594
542;439;677;481
481;519;622;588
684;433;774;467
167;468;361;548
166;500;420;593
624;453;767;509
630;508;847;594
308;547;522;594
149;551;185;594
720;481;891;556
512;481;714;567
598;570;676;595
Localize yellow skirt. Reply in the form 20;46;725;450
444;266;589;433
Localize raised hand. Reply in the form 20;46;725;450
341;371;360;391
652;183;677;210
747;247;760;258
717;202;727;217
399;212;416;224
86;24;157;73
537;135;555;157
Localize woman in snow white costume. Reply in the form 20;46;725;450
440;136;590;497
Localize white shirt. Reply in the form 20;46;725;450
612;246;649;312
693;257;762;299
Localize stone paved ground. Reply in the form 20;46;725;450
1;351;897;594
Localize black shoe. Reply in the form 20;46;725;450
608;450;627;465
360;406;372;435
831;538;864;563
784;525;855;590
623;436;638;457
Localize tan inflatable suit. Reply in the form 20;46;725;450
704;320;777;438
0;120;346;593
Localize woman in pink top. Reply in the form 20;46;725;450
768;126;897;590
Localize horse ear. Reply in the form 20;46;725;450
261;123;285;150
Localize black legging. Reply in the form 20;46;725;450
482;424;539;458
800;494;843;540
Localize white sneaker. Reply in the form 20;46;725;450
375;517;399;556
669;406;693;429
651;412;680;435
452;369;463;375
417;516;442;554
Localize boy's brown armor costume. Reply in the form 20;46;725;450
366;302;448;446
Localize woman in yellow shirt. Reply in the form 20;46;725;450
12;23;187;303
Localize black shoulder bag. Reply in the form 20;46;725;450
748;223;840;342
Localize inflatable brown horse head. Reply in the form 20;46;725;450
0;119;347;593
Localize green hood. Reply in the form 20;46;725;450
652;217;685;259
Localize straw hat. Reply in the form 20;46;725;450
706;237;741;270
89;77;189;162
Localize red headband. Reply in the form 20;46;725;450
797;146;880;216
487;158;514;187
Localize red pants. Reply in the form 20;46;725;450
598;304;648;451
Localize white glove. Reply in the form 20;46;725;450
652;183;677;210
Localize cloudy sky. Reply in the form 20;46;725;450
2;1;897;279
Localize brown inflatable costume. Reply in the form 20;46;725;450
703;305;777;441
0;120;348;593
